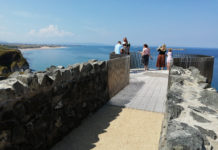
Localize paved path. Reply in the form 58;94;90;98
52;69;168;150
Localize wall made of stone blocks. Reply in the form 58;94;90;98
108;56;130;98
0;56;130;150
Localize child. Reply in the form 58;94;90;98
167;48;173;70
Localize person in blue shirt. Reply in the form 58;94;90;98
114;41;123;54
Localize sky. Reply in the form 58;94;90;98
0;0;218;47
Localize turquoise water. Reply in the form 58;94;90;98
21;45;218;90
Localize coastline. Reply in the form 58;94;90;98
19;46;66;51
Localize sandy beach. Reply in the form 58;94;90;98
19;46;66;51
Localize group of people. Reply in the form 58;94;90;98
140;44;173;70
114;37;131;55
114;40;173;70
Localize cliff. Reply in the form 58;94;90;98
0;45;29;76
159;66;218;150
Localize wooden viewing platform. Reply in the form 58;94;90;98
52;69;168;150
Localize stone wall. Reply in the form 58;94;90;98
108;56;130;98
159;66;218;150
109;52;128;60
0;57;130;150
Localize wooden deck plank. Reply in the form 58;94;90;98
126;77;155;110
108;70;169;113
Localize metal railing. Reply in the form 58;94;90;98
173;54;214;83
130;50;185;69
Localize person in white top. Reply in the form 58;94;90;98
114;41;122;54
167;48;173;70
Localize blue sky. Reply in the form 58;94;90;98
0;0;218;47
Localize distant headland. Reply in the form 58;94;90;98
0;43;65;51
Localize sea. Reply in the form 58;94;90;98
21;45;218;90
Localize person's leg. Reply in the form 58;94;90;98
167;62;169;70
160;55;163;70
147;56;149;70
145;65;148;70
156;55;160;70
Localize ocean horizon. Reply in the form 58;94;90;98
21;45;218;90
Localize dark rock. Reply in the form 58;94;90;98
54;101;63;110
168;104;184;120
60;69;72;82
12;81;25;94
92;62;100;72
1;110;16;121
16;74;33;85
82;102;87;108
48;69;61;82
0;76;7;80
8;71;20;78
36;73;53;87
79;63;93;76
11;126;26;144
199;90;218;109
0;87;15;101
88;59;98;63
24;69;31;74
46;65;57;72
199;83;210;89
98;61;107;71
16;74;40;93
190;111;211;123
167;89;183;104
195;125;217;140
170;75;185;85
0;130;11;149
13;101;26;121
198;106;217;114
188;106;202;113
164;120;205;150
68;64;80;80
64;105;76;117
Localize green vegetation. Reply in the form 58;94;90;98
0;45;29;77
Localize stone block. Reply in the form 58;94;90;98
36;73;53;87
79;63;93;76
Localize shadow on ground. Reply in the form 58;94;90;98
108;79;145;107
143;71;168;78
51;105;122;150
